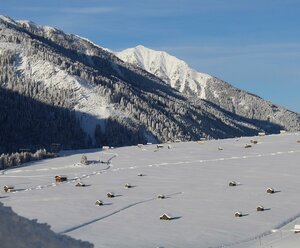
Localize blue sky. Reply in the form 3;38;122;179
1;0;300;112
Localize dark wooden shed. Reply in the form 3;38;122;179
55;175;67;183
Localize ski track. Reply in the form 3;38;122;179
1;150;299;194
60;192;183;235
0;152;118;194
109;149;300;173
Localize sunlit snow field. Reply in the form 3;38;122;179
1;133;300;248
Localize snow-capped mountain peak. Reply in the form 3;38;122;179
117;45;211;99
16;19;58;33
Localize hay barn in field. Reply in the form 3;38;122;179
3;185;14;192
235;212;243;217
256;205;265;211
229;181;237;187
267;188;275;194
55;175;67;183
160;213;173;220
107;192;115;198
125;183;132;189
157;194;165;199
95;200;103;206
75;182;86;187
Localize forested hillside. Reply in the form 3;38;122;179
0;16;299;155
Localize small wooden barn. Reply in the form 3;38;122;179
256;205;265;211
229;181;237;187
3;185;14;192
160;213;173;220
157;194;165;199
293;224;300;233
267;188;275;194
95;200;103;206
107;192;115;198
55;175;67;183
75;182;86;187
125;183;132;189
235;212;243;217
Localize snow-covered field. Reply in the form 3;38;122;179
1;133;300;248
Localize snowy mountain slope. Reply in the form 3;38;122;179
1;133;300;247
17;51;111;138
117;45;300;131
1;15;300;154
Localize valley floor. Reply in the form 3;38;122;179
1;133;300;248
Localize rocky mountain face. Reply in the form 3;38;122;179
0;16;299;153
117;45;300;131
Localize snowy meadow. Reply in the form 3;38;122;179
1;133;300;248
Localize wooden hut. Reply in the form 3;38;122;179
95;200;103;206
256;205;265;211
229;181;237;187
293;224;300;233
258;132;266;136
3;185;14;192
75;182;86;187
125;183;132;189
55;175;67;183
244;144;252;148
157;194;165;199
159;213;173;220
107;192;115;198
235;212;243;217
267;188;275;194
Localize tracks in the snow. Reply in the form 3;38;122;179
60;192;183;234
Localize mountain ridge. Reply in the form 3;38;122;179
117;45;300;128
0;15;299;154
